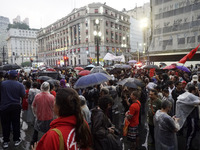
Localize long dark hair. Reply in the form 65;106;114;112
56;88;92;148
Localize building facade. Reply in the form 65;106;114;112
7;28;38;65
125;3;151;62
149;0;200;62
0;16;10;65
37;3;130;66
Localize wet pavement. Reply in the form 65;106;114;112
0;96;200;150
0;118;43;150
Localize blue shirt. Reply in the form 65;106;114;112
0;80;25;110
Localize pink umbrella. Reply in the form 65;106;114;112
74;67;84;71
163;64;176;70
78;70;91;76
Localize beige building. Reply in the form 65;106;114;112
149;0;200;62
37;3;130;66
0;16;10;65
7;28;38;65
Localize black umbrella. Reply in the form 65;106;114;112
143;65;159;69
124;82;138;89
0;64;21;71
117;78;145;87
38;76;52;81
46;79;59;86
90;66;109;75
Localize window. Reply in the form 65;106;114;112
187;36;195;43
105;9;108;14
95;9;98;13
106;21;108;26
178;38;185;45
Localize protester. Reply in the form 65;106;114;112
162;88;174;116
171;81;185;114
22;80;31;122
28;82;41;126
91;95;122;150
32;88;92;150
124;91;141;150
186;75;200;90
0;70;25;148
147;89;162;146
176;85;200;150
79;95;91;125
154;100;180;150
31;82;55;146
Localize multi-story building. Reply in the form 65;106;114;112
125;3;151;62
7;28;38;65
37;3;130;66
0;16;10;65
13;15;29;26
149;0;200;63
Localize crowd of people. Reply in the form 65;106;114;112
0;63;200;150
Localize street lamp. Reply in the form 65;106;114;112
93;19;101;66
140;18;149;64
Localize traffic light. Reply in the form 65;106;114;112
64;56;68;61
57;61;60;65
30;58;33;62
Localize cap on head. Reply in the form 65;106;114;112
192;75;198;82
8;70;18;77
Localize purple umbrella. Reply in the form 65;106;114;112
128;60;137;64
176;66;190;72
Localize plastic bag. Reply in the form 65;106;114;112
123;117;130;136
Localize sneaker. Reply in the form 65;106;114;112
14;138;22;146
2;142;9;149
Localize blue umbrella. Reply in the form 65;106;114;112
176;66;190;72
74;73;112;89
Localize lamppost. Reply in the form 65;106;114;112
2;46;6;65
140;18;149;64
93;19;101;66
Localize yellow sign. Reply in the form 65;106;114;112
56;47;68;52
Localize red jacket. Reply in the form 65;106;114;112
36;116;79;150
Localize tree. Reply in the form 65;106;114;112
7;22;30;30
21;61;31;67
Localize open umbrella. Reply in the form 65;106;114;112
124;82;138;89
90;66;109;74
0;64;21;71
117;78;145;87
74;67;84;71
176;66;190;72
143;65;159;69
74;73;112;89
78;70;91;76
163;64;176;70
46;79;59;86
37;76;52;81
46;68;56;72
128;60;137;64
84;64;95;70
114;64;131;69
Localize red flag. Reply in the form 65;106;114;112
179;54;189;64
178;44;200;63
187;44;200;59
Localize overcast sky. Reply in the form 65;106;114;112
0;0;149;29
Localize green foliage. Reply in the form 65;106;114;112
21;61;31;67
7;22;30;30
